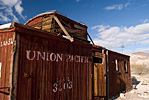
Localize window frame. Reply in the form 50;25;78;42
124;60;128;73
115;59;119;72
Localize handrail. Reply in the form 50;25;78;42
46;10;67;17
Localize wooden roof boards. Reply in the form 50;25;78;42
25;10;88;41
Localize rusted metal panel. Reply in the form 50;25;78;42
11;23;92;100
0;31;15;100
107;50;131;97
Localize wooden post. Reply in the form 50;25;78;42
53;16;73;42
106;50;109;100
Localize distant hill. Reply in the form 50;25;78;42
129;52;149;74
129;52;149;66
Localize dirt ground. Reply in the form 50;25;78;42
110;74;149;100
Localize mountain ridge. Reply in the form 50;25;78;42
129;52;149;66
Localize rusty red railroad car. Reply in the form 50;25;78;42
0;10;132;100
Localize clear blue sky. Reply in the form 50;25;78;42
0;0;149;54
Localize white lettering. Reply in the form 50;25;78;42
26;50;89;63
7;38;11;45
56;54;63;62
3;41;6;46
0;38;13;47
50;53;56;61
66;54;71;62
46;53;49;61
81;56;84;63
10;38;13;44
26;50;36;60
37;51;45;60
70;55;74;62
53;83;58;93
74;55;80;62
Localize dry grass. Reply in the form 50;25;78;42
131;64;149;75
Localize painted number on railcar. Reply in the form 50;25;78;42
53;77;72;93
25;50;88;93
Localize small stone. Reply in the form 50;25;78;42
130;90;135;93
120;93;126;98
137;93;142;97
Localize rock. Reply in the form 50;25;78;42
141;81;148;85
142;92;149;98
137;93;142;97
120;93;126;98
130;90;135;93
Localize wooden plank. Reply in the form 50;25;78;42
94;64;98;96
42;24;52;30
74;24;86;31
93;54;106;97
60;19;71;28
64;27;87;40
53;16;73;42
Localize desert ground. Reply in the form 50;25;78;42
109;52;149;100
114;74;149;100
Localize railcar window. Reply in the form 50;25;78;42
124;60;128;72
93;57;102;63
115;59;119;72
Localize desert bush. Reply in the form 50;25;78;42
131;64;149;75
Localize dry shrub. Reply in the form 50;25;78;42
131;64;149;75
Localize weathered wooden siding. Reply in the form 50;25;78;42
0;23;132;100
93;52;106;97
108;50;131;97
92;45;131;99
14;25;92;100
0;31;15;100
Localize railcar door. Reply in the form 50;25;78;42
93;53;106;97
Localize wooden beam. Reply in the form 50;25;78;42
87;32;94;45
60;19;71;28
53;16;73;42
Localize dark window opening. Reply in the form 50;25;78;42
124;60;128;72
93;57;102;63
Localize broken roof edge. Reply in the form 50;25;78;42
24;10;88;28
0;22;88;43
92;44;130;57
24;11;54;25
